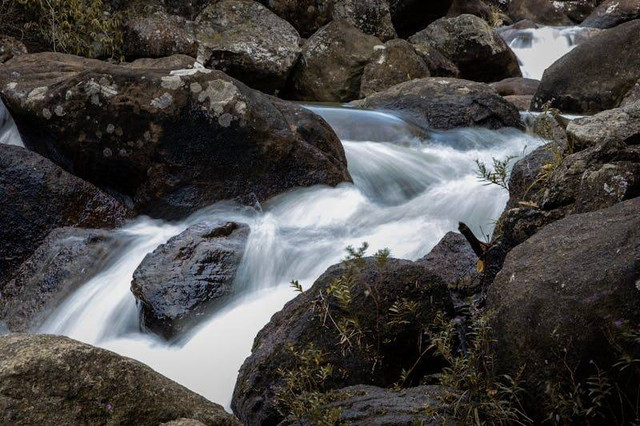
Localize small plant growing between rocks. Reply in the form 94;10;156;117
476;156;516;190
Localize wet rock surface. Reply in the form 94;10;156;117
131;221;250;339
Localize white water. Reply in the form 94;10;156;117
37;105;543;409
505;26;588;80
0;100;23;147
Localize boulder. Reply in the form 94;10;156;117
410;43;460;77
332;0;397;41
0;334;240;425
490;77;540;96
566;101;640;152
356;77;524;131
503;95;532;110
287;385;454;425
0;35;27;64
195;0;301;95
409;14;522;83
531;20;640;114
389;0;453;38
487;198;640;393
581;0;640;28
232;257;453;425
0;227;127;332
622;80;640;107
255;0;333;38
359;39;430;98
286;20;382;102
0;53;351;219
123;11;198;60
0;145;128;286
507;0;574;25
131;221;249;338
417;231;477;288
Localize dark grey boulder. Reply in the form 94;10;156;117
417;231;477;288
0;334;240;425
581;0;640;28
131;221;249;338
333;0;397;41
357;77;524;131
507;0;574;25
123;11;197;60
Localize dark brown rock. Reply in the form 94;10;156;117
532;20;640;114
0;334;240;425
581;0;640;28
411;43;460;77
0;53;351;219
360;39;430;97
490;77;540;96
286;20;382;102
332;0;398;41
131;221;249;339
256;0;333;38
507;0;574;25
447;0;493;21
123;11;198;60
409;14;522;83
357;77;524;131
232;257;453;425
0;145;128;286
0;35;27;64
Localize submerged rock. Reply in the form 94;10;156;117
0;227;127;332
232;257;453;425
532;20;640;114
286;20;382;102
131;221;249;339
195;0;301;95
357;77;523;130
359;39;430;97
0;145;128;286
0;334;240;425
0;53;351;219
409;14;522;83
488;198;640;397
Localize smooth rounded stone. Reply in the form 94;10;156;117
286;385;455;425
333;0;397;41
389;0;453;38
503;95;532;110
232;257;453;425
411;43;460;77
0;334;240;425
409;14;522;83
256;0;334;38
131;221;249;339
417;231;477;288
0;145;128;287
286;20;382;102
0;35;27;63
123;11;198;60
490;77;540;96
356;77;524;131
359;39;430;98
195;0;301;95
487;198;640;395
507;0;574;25
531;20;640;114
0;227;130;333
581;0;640;28
0;53;351;219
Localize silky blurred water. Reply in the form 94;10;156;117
38;105;543;409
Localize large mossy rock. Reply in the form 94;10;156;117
232;257;453;425
359;39;430;98
194;0;301;95
357;77;524;130
0;227;127;332
131;221;249;339
487;198;640;394
0;334;240;425
0;53;350;219
532;20;640;114
409;14;522;83
0;145;128;286
581;0;640;28
286;20;382;102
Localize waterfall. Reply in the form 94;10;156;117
38;105;544;409
0;100;23;147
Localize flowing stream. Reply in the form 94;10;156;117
1;26;582;411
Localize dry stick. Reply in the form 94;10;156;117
458;222;490;259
